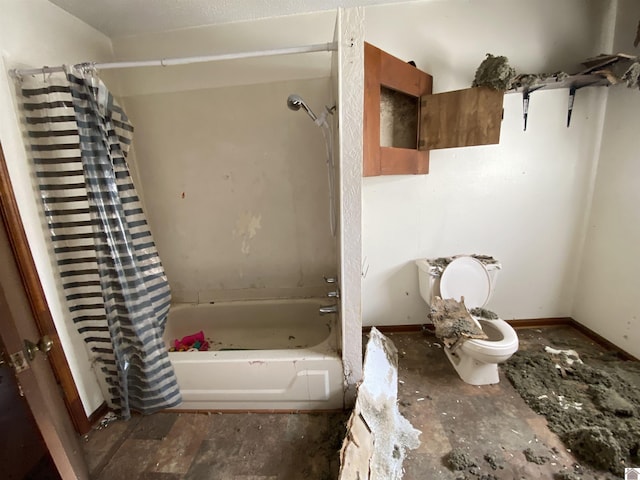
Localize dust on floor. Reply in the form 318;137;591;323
392;327;626;480
83;326;631;480
82;411;348;479
503;331;640;477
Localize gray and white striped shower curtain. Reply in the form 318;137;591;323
17;66;181;418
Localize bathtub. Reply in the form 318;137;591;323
164;298;344;411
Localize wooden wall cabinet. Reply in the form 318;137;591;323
364;42;504;177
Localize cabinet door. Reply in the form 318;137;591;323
363;42;504;177
419;87;504;151
364;42;432;176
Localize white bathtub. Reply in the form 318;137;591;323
164;298;344;410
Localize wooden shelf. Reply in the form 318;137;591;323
506;74;612;94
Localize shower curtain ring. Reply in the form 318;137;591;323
74;62;95;76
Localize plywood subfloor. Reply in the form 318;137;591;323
82;326;621;479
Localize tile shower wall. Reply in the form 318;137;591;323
123;78;336;302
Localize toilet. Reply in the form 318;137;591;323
415;255;519;385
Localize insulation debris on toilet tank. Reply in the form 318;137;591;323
469;307;499;320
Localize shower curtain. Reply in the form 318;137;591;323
17;66;181;418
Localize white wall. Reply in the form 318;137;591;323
0;0;114;415
362;0;615;325
572;0;640;359
337;7;365;403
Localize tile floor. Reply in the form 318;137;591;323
82;326;621;479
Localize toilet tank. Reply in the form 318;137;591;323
415;256;501;308
415;258;439;307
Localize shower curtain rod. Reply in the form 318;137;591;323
10;42;338;78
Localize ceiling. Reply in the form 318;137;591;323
48;0;409;38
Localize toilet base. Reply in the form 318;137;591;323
444;348;500;385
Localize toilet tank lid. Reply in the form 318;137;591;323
415;255;501;276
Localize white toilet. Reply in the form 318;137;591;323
415;255;519;385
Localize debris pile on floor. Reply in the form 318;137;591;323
97;411;118;429
443;443;587;479
523;447;549;465
503;344;640;476
447;447;478;471
428;296;488;347
339;328;421;480
445;447;508;479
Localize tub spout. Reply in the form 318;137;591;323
319;304;338;315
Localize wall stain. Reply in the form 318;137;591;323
232;211;262;255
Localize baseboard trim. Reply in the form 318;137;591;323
364;317;638;362
362;325;423;334
167;408;345;415
507;317;574;328
363;318;575;334
87;402;109;430
568;320;638;362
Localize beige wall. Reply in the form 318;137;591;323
572;0;640;359
0;0;114;415
362;0;616;325
109;12;337;97
124;78;337;302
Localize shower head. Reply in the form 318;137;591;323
287;94;318;122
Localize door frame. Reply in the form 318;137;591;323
0;142;101;434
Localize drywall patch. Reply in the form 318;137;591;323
232;211;262;254
338;328;421;480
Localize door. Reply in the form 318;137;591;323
0;336;58;479
0;158;89;478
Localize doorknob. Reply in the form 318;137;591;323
24;335;53;361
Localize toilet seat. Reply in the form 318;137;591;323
461;318;519;359
440;256;491;309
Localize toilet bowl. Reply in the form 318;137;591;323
415;255;519;385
